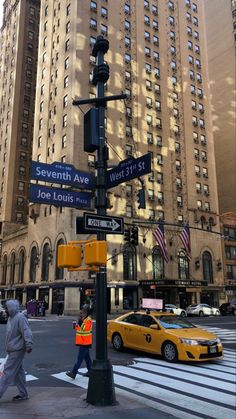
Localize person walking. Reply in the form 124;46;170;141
0;300;33;401
66;306;92;379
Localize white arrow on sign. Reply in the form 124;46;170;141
88;218;120;231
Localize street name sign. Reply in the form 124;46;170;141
84;213;124;234
106;153;152;189
29;184;93;209
31;161;95;190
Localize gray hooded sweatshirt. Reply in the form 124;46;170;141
5;300;33;353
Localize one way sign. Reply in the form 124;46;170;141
83;213;124;234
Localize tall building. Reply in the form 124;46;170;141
0;0;225;314
0;0;40;228
204;0;236;214
204;0;236;300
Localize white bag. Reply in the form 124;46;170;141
0;356;8;375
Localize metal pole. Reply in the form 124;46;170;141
87;37;116;406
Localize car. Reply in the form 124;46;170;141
164;304;187;317
219;301;236;316
107;310;223;362
0;304;8;324
186;304;220;317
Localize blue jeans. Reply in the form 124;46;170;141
72;346;92;375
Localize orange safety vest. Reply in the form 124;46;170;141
75;316;92;346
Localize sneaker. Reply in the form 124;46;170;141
12;395;29;401
66;371;76;379
82;371;90;377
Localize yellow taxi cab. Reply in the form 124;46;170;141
107;310;223;362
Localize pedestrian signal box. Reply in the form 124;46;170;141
58;244;82;268
84;241;107;266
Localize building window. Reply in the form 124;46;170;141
202;251;213;283
65;39;70;51
1;255;7;285
126;205;133;217
41;243;50;282
10;252;16;284
178;250;189;280
152;247;164;280
18;249;25;284
225;246;236;259
29;246;38;283
62;114;67;127
55;239;64;280
124;20;131;31
123;244;137;281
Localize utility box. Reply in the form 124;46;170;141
58;244;82;268
84;241;107;266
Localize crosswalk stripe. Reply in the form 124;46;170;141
26;374;38;382
133;357;235;381
113;371;234;419
51;352;236;419
113;365;235;406
129;362;235;392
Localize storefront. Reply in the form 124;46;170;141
107;283;138;313
140;279;208;308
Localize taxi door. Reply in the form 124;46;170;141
136;314;163;354
121;313;143;349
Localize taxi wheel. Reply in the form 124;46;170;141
180;311;186;317
112;333;123;351
162;341;178;362
199;311;204;317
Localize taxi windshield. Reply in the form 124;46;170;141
156;316;196;329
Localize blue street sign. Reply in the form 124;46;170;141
31;161;95;190
106;153;152;189
29;184;93;209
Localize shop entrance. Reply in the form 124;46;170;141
52;288;64;314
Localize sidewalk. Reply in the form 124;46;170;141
0;386;176;419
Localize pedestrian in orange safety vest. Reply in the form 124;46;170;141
66;307;92;380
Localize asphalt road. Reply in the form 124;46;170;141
0;314;235;388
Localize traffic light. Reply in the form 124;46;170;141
84;241;107;266
131;226;139;246
58;244;82;268
124;228;131;242
137;188;146;209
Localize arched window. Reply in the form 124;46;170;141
10;252;16;284
18;249;25;284
178;250;189;280
200;216;206;229
123;244;137;281
152;246;164;280
2;255;7;285
55;239;64;280
41;243;50;282
29;246;38;283
202;251;213;283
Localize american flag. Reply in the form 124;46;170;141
180;224;191;260
152;222;169;263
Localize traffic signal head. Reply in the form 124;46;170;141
57;244;82;268
84;241;107;266
137;188;146;209
124;228;131;242
131;226;139;246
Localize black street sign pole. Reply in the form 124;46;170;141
86;36;116;405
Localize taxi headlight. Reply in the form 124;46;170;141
180;338;199;346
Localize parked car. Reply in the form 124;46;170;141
107;310;223;362
219;301;236;316
165;304;187;317
0;304;8;324
186;304;220;317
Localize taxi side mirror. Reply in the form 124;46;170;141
150;324;160;330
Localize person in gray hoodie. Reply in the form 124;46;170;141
0;300;33;401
